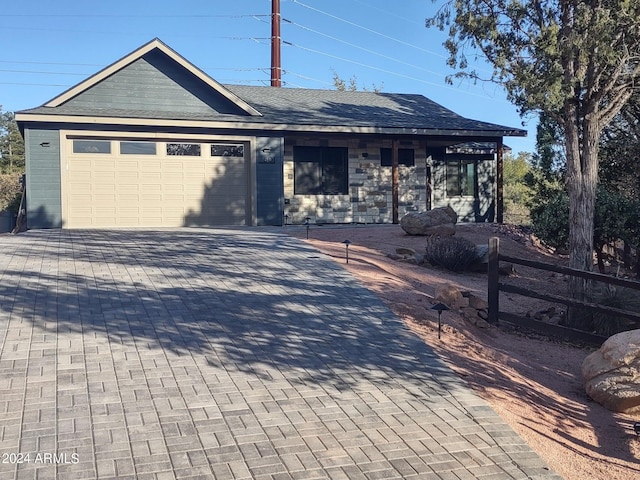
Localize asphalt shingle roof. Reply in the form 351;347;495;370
225;85;522;134
19;85;525;136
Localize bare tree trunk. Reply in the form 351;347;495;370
564;110;600;329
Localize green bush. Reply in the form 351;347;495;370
424;236;483;272
529;188;569;250
0;173;22;212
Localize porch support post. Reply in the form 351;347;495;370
392;139;399;224
496;138;504;224
488;237;500;325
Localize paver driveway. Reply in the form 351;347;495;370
0;229;562;480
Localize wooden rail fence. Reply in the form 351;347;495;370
487;237;640;346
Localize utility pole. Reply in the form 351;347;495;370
271;0;282;87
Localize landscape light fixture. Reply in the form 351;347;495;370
284;214;289;226
342;239;352;264
430;302;450;339
304;216;311;239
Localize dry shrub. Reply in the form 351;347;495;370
425;235;483;272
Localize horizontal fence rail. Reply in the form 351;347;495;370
487;237;640;345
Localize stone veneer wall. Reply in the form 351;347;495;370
283;136;427;224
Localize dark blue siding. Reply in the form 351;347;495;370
256;137;284;226
64;50;247;115
25;129;62;228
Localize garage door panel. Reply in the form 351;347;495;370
164;194;185;202
69;171;93;183
119;207;140;216
141;194;162;202
95;207;117;216
118;171;140;181
93;160;117;171
118;194;140;202
66;139;248;227
95;194;117;204
69;194;92;205
141;172;162;181
68;205;92;215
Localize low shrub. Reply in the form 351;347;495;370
0;173;22;212
590;284;640;337
425;236;483;272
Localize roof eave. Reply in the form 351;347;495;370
15;112;527;138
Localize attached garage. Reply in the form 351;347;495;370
62;134;249;228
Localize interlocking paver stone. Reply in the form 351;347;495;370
0;229;563;479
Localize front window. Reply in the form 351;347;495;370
380;148;415;167
294;146;348;195
446;158;476;197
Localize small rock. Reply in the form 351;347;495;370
467;294;488;310
548;315;563;325
434;283;463;309
460;307;479;322
387;253;403;260
477;309;489;320
475;319;491;329
499;263;516;276
396;247;416;256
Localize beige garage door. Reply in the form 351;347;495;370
65;138;248;228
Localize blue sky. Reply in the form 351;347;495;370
1;0;537;154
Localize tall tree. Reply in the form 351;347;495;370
0;108;25;173
331;70;383;93
428;1;640;328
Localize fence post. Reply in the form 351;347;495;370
488;237;499;325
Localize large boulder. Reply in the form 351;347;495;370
582;330;640;414
400;206;458;236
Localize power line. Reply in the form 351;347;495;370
283;70;334;87
0;25;270;43
2;14;270;18
349;0;424;27
0;82;71;87
289;0;447;59
0;69;89;76
282;18;446;79
284;41;501;101
0;60;104;67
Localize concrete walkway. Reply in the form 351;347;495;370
0;229;562;480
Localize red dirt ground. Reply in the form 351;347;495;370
287;223;640;480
